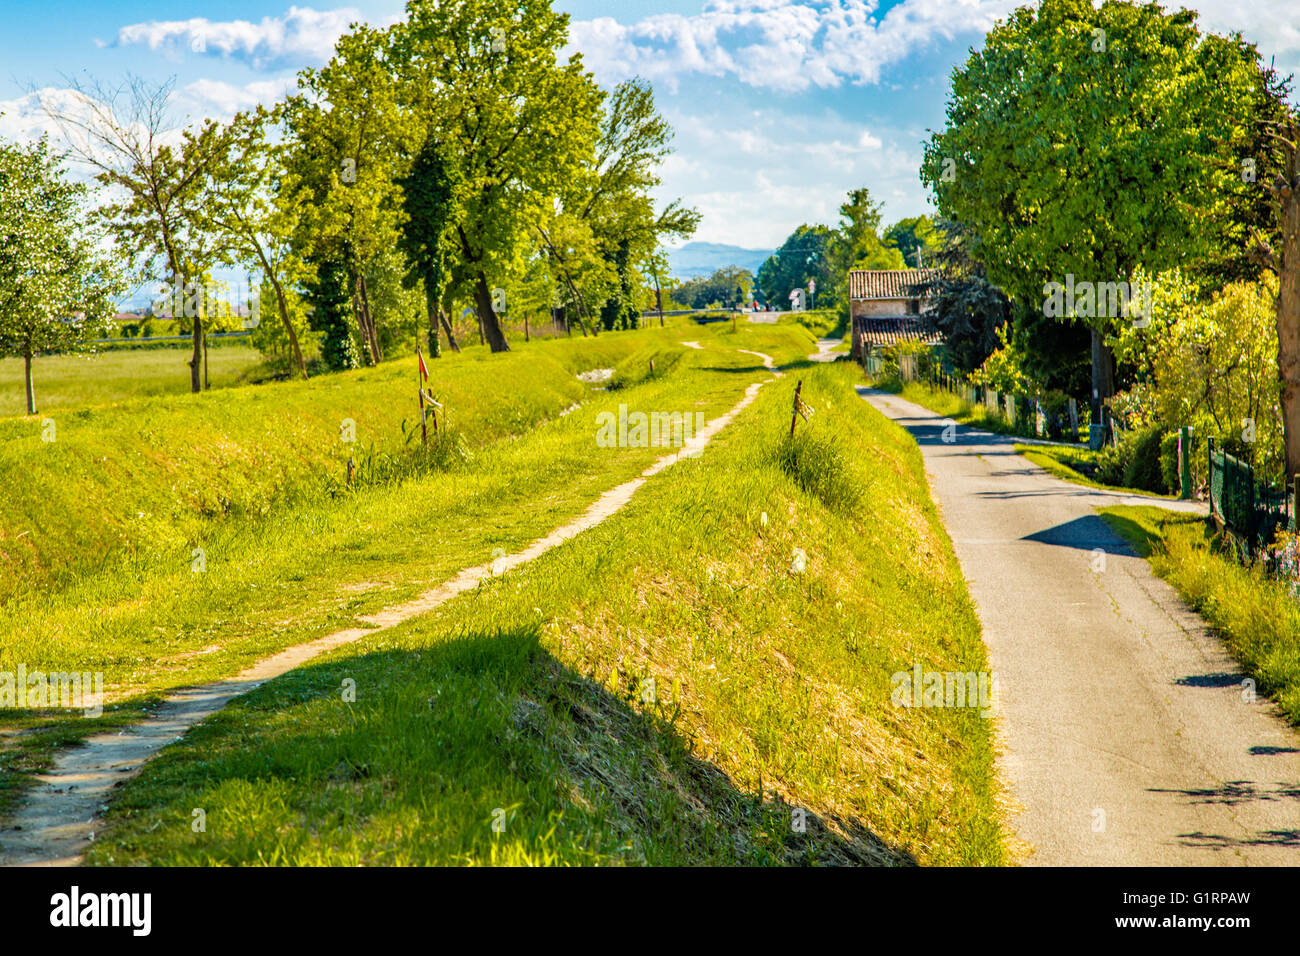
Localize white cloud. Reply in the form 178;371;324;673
110;5;377;70
657;106;930;247
569;0;1016;92
176;77;299;119
570;0;1300;92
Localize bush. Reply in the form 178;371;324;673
1121;425;1169;494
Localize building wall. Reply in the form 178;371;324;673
851;297;922;318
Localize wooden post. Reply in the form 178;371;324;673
790;380;803;437
1293;473;1299;530
416;346;428;447
524;313;530;343
1179;426;1193;500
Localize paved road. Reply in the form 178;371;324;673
860;387;1300;866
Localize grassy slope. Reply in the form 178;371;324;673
0;333;644;603
1099;506;1300;724
0;323;816;816
0;344;264;417
83;361;1004;866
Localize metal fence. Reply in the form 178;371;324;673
1207;437;1293;554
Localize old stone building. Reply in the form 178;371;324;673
848;268;942;361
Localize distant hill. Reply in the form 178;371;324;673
667;242;773;279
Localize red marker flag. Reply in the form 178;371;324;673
418;350;429;382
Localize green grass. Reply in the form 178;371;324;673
1015;445;1179;500
74;360;1003;866
0;344;265;417
0;322;818;817
0;332;661;603
1100;505;1300;724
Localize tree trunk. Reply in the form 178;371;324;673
358;272;382;364
269;276;307;379
423;276;442;359
1089;327;1116;426
1277;180;1300;478
438;308;461;352
473;271;510;352
188;314;204;393
23;345;35;415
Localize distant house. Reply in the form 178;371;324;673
848;268;942;361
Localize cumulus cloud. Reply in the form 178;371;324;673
569;0;1017;92
569;0;1300;93
110;5;374;69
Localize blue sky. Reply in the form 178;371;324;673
3;0;1298;252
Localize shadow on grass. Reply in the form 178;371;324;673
92;627;913;867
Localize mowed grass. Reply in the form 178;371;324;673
0;331;655;603
0;323;817;817
83;360;1005;866
0;344;265;417
1100;505;1300;724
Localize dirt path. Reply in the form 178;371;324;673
860;387;1300;865
809;338;841;363
0;352;780;868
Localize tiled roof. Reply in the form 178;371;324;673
854;316;943;347
848;269;939;300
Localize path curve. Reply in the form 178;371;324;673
0;352;780;867
860;386;1300;865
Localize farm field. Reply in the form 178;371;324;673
0;344;265;417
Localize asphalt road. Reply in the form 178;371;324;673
860;387;1300;866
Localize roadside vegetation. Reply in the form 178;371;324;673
1100;506;1300;724
81;359;1004;866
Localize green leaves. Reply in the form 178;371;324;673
0;137;122;372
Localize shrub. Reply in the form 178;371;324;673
1121;425;1169;494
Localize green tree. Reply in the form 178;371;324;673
282;24;410;366
757;225;835;309
883;215;942;269
200;107;311;378
43;76;235;392
396;138;462;356
392;0;604;352
0;138;121;413
922;0;1264;426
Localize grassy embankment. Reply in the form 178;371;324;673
1100;506;1300;725
0;323;814;815
81;360;1005;866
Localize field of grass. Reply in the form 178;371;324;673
0;322;818;817
0;333;652;603
78;360;1004;866
1100;506;1300;724
0;344;265;417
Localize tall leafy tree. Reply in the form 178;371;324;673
392;0;604;352
884;215;942;269
0;138;120;413
922;0;1264;425
282;24;410;366
200;107;310;379
42;76;233;392
397;138;462;356
757;225;836;308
